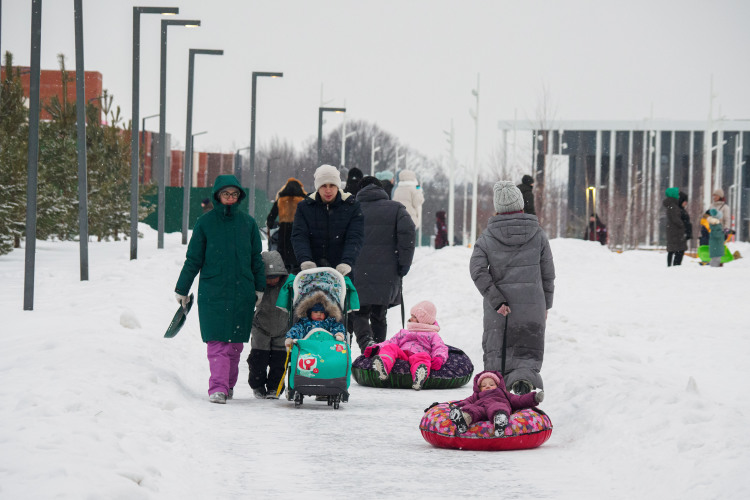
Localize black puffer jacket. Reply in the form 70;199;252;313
291;191;365;268
518;175;536;215
351;184;416;306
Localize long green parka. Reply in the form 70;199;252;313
175;175;265;343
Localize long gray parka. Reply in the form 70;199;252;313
469;213;555;390
351;184;416;306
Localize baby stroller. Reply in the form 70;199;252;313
276;267;358;409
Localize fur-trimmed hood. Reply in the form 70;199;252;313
293;290;342;322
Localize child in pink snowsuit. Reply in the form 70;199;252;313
363;300;448;390
449;370;544;436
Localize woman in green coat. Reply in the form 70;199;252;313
175;175;266;404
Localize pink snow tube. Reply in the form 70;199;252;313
420;403;553;451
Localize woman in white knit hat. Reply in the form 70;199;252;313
291;164;365;277
468;181;556;395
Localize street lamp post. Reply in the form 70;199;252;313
267;157;280;201
140;113;159;182
234;146;251;182
130;6;178;260
74;0;88;281
249;71;283;218
469;73;480;244
182;48;223;245
23;0;42;310
370;137;380;176
157;18;200;249
318;106;346;168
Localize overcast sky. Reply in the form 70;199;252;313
3;0;749;171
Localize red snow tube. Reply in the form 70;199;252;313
420;403;553;451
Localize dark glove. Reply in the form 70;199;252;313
398;265;410;277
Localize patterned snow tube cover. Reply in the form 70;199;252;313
420;403;553;451
351;346;473;389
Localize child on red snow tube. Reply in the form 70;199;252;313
449;370;544;437
363;300;448;390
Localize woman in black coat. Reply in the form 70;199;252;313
350;177;416;351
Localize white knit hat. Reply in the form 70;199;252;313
493;181;524;213
314;164;342;191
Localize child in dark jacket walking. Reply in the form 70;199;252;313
449;370;544;437
247;251;290;399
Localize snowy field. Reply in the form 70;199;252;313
1;225;749;499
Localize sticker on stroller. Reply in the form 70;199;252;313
297;355;319;375
333;344;347;354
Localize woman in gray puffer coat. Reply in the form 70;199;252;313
469;181;555;394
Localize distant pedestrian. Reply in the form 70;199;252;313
709;188;731;235
375;171;395;198
392;169;425;229
200;197;213;214
266;178;306;271
707;208;724;267
663;187;687;266
434;210;448;249
583;214;608;245
344;167;364;197
517;175;536;215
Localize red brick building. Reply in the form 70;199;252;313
1;66;103;122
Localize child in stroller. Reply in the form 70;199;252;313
278;267;355;408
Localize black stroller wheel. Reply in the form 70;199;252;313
327;397;333;406
333;396;340;410
294;392;303;407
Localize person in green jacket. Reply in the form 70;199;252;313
175;175;266;404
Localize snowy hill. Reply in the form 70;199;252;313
1;226;749;499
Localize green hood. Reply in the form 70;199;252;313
665;187;679;200
212;175;245;204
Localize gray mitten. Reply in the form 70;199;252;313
534;390;545;403
300;261;316;271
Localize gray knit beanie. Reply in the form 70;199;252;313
493;181;524;213
314;164;342;191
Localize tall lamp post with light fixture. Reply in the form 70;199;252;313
130;6;178;260
249;71;283;218
157;18;200;249
318;106;346;168
182;48;223;245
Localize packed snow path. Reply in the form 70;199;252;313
1;226;748;499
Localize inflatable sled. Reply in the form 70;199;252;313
352;346;473;390
420;403;553;451
697;244;734;264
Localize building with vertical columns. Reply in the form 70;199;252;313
498;120;750;247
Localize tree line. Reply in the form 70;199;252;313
0;52;154;256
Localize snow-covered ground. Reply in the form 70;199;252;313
1;225;749;499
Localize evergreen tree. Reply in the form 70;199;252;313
0;52;29;254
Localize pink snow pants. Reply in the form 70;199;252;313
206;341;244;396
377;343;431;379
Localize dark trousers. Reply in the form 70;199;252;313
247;349;287;395
667;251;684;267
351;304;389;350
